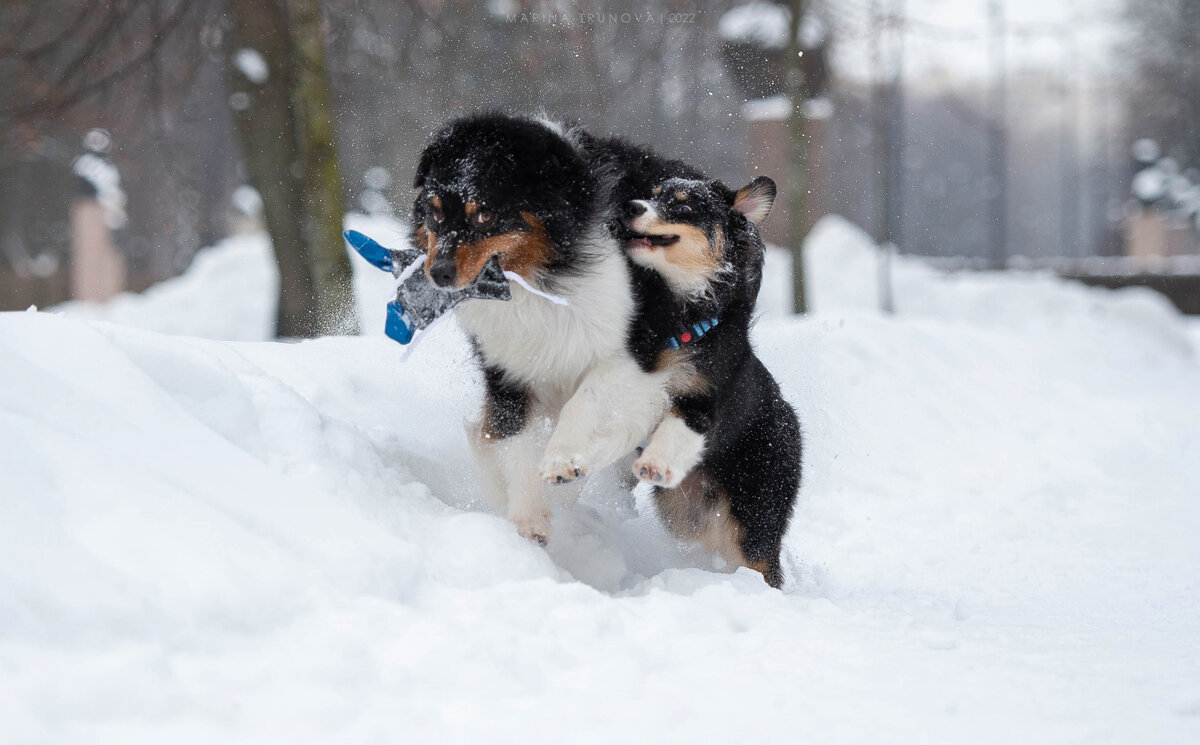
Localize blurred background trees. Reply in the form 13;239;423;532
1;0;1198;329
1121;0;1200;253
1124;0;1200;170
0;0;753;332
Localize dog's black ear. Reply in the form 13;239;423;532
413;148;433;189
707;179;735;202
733;176;776;225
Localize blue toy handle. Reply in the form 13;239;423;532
344;230;395;272
385;300;416;344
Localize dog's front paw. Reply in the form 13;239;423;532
510;507;552;547
633;454;687;488
539;452;589;485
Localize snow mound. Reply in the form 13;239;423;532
9;215;1200;742
57;214;407;341
797;215;1193;354
58;231;277;340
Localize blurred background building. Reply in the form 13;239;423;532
1;0;1197;315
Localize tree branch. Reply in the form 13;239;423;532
0;0;194;120
14;0;100;62
0;1;49;54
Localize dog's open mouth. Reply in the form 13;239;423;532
629;233;680;251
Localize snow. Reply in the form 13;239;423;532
357;189;392;216
7;215;1200;742
718;2;826;51
1133;137;1162;165
742;94;791;121
56;214;404;341
363;166;392;191
801;94;834;120
233;48;269;84
741;94;831;124
1131;159;1200;216
72;152;127;229
720;2;789;49
56;231;278;341
82;128;113;154
231;184;264;217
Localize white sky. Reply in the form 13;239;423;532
824;0;1122;87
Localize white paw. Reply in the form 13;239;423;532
510;508;552;547
632;453;687;488
539;451;589;485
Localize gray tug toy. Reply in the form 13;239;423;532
344;229;511;345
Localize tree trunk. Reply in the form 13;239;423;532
226;0;354;337
289;0;355;335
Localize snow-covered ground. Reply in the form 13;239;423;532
55;215;410;341
4;215;1198;743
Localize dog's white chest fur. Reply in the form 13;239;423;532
456;245;634;398
457;234;671;545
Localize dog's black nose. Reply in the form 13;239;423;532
429;257;457;287
622;200;647;222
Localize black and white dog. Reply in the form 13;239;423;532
410;113;801;586
410;113;700;546
621;176;802;588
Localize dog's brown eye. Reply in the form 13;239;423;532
473;210;492;226
677;204;692;214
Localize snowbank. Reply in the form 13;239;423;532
56;231;278;340
6;216;1199;743
56;214;405;341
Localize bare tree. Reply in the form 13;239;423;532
2;0;355;336
226;0;355;337
4;0;765;317
0;1;196;122
0;0;206;304
1124;0;1200;168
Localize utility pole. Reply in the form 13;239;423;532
1096;75;1114;256
871;0;901;313
987;0;1008;269
889;0;906;253
871;0;890;250
786;0;810;313
1059;31;1081;258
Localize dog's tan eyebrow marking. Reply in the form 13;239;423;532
675;190;688;201
465;200;478;218
652;184;663;196
429;194;442;209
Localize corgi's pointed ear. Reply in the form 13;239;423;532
733;176;776;225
